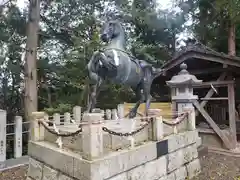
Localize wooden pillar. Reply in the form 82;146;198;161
228;82;237;148
195;72;226;116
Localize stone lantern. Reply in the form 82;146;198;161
166;63;202;112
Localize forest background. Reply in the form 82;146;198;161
0;0;238;119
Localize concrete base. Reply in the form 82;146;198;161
27;130;201;180
198;128;226;149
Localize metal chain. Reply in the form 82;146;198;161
162;112;188;126
38;120;82;137
102;117;153;137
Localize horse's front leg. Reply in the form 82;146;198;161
99;53;117;72
129;85;144;118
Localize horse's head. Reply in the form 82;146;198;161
100;20;123;43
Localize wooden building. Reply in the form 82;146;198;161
152;43;240;150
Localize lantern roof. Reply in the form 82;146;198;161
166;63;202;86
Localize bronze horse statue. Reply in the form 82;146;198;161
86;19;162;118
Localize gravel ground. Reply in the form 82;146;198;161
1;148;240;180
0;165;28;180
192;148;240;180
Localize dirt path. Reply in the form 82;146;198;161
1;148;240;180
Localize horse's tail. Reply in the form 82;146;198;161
152;67;165;80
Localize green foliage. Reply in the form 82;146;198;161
44;103;72;115
0;0;189;116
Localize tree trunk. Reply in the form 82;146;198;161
24;0;40;121
228;21;236;56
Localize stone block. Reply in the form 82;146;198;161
186;158;201;179
73;157;91;180
127;165;145;180
110;173;128;180
27;158;43;180
58;173;74;180
144;156;167;179
90;142;157;180
158;172;175;180
167;148;184;172
174;166;187;180
183;144;198;164
167;143;198;173
28;141;75;177
126;156;167;180
167;130;198;153
42;165;58;180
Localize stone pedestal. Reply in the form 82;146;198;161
27;130;201;180
27;107;201;180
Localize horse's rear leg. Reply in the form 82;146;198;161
143;69;152;116
129;85;144;118
87;79;102;113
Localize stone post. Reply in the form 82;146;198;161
53;113;60;125
152;116;164;141
105;109;112;120
0;110;6;162
30;112;45;141
117;104;124;119
81;113;103;160
148;109;164;141
183;106;196;131
73;106;81;123
111;109;118;120
14;116;23;158
64;112;71;124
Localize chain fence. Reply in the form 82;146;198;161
36;110;191;141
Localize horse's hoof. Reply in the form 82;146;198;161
129;112;136;119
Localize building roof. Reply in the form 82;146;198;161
161;43;240;72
